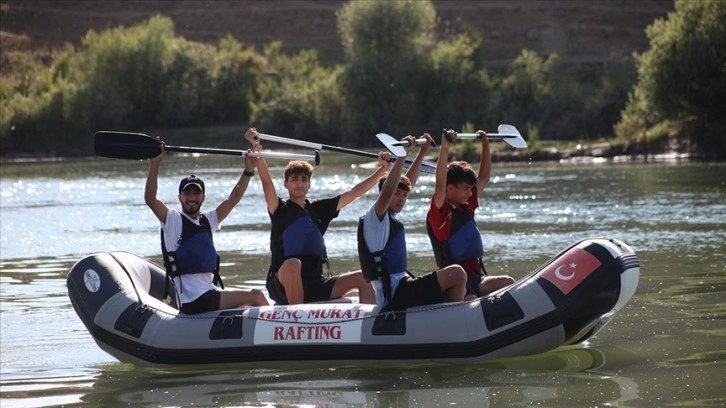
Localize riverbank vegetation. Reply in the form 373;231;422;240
1;0;723;159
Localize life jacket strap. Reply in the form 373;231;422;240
479;257;488;276
212;254;224;289
372;252;393;304
323;257;331;278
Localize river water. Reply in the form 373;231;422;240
1;155;724;407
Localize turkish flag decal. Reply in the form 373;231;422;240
538;247;602;295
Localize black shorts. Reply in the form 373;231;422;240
387;271;444;310
180;289;221;314
267;274;337;305
466;274;484;297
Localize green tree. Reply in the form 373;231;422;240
77;14;176;129
1;15;270;155
156;39;217;126
211;35;266;123
425;33;494;133
539;56;636;140
617;0;726;156
251;42;346;144
495;49;554;139
337;0;436;142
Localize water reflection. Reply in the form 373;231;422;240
52;347;642;407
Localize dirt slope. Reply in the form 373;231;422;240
1;0;673;68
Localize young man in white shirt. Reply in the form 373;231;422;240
144;133;268;314
358;134;466;310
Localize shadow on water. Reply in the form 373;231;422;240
0;346;646;408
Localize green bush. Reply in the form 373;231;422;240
3;0;722;158
616;0;726;156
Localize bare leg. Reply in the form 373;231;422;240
478;275;515;296
219;288;269;309
330;270;375;304
277;258;304;304
435;265;467;302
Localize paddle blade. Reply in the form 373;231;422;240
94;131;162;159
408;159;437;174
497;124;528;149
376;133;407;158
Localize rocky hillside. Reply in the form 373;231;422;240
1;0;674;69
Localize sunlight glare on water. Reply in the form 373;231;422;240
1;157;724;407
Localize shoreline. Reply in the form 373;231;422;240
0;146;706;165
490;145;695;164
0;134;713;164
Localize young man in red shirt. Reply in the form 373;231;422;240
426;130;515;300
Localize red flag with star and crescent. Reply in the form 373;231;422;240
538;247;602;295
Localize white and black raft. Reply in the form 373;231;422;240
67;237;640;367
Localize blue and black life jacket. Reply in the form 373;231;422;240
161;213;222;298
427;204;487;277
269;200;329;280
357;214;407;304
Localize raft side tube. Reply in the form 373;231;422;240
67;252;134;335
65;238;640;367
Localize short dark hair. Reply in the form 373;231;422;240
284;161;314;181
446;161;477;186
377;175;412;193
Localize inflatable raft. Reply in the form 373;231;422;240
66;237;639;367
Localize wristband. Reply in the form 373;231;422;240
243;169;255;177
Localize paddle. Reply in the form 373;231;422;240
254;132;438;174
441;124;528;149
375;133;437;158
94;131;321;165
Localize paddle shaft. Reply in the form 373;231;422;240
442;125;528;149
391;137;433;147
94;131;320;164
443;131;519;143
165;145;319;162
457;132;518;140
391;133;521;147
256;132;437;173
257;133;380;159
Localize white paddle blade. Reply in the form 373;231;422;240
376;133;407;158
498;124;528;149
458;125;528;149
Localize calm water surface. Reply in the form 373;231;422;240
1;155;724;407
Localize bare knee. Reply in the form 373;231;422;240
438;265;466;288
249;288;269;306
350;271;368;288
480;275;515;295
491;275;515;288
337;271;374;304
221;288;268;308
277;258;302;283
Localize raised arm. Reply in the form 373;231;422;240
432;130;456;209
404;133;434;190
144;138;169;223
475;130;491;195
244;127;279;214
214;144;259;223
337;152;391;211
375;149;407;218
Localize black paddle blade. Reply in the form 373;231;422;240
94;131;162;159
